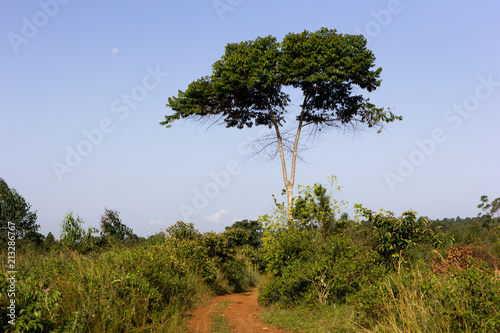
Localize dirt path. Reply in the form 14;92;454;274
187;288;288;332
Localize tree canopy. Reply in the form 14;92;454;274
100;208;135;242
225;219;263;248
0;178;43;245
162;28;401;214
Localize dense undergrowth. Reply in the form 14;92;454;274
257;181;500;332
0;222;260;332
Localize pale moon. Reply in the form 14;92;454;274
111;48;119;54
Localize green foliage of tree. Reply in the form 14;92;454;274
225;219;263;248
478;195;500;218
291;177;348;238
60;212;87;249
99;208;135;242
221;227;250;248
162;28;401;215
166;221;201;240
147;231;167;245
162;223;258;294
477;195;500;232
259;233;383;306
43;232;60;251
359;207;443;273
0;178;43;246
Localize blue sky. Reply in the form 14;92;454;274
1;0;499;238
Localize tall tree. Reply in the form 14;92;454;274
0;178;43;245
162;28;401;216
478;195;500;218
100;208;135;242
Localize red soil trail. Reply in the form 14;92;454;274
187;288;289;333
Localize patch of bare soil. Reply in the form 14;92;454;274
187;288;288;332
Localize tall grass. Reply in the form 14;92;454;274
260;264;500;332
364;270;450;333
353;265;500;333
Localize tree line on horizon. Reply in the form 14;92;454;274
1;176;499;255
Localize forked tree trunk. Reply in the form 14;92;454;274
271;107;305;220
272;120;293;219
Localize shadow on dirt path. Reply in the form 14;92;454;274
187;288;289;332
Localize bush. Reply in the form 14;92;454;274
350;263;500;332
259;268;311;306
259;179;386;306
443;265;500;332
260;231;384;306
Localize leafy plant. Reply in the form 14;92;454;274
291;176;348;238
360;207;443;273
14;289;61;333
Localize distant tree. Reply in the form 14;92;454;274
225;220;263;248
166;221;200;240
60;212;86;249
0;178;43;246
161;27;401;217
99;208;134;242
478;195;500;218
477;195;500;231
147;231;167;245
222;227;250;248
43;232;60;251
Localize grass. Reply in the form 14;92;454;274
260;303;360;333
209;300;234;333
0;238;259;332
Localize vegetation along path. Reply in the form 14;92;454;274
188;288;287;333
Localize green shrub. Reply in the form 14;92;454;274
443;265;500;332
259;266;311;306
260;232;384;306
350;264;500;332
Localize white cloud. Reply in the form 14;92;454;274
148;218;166;226
146;218;167;235
111;48;119;54
204;209;230;223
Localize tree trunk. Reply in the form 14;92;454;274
269;100;306;220
285;181;294;220
272;120;293;219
